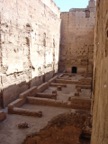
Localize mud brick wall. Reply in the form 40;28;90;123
59;0;95;75
91;0;108;144
0;0;60;107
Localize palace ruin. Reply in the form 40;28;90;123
0;0;107;144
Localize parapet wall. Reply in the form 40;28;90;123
0;0;61;107
41;0;60;16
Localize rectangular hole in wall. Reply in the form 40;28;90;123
71;67;77;73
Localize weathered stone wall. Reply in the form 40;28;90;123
59;0;95;75
91;0;108;144
0;0;60;107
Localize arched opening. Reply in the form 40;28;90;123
72;66;77;73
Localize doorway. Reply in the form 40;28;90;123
72;67;77;73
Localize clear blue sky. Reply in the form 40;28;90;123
54;0;89;11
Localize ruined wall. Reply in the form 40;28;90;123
59;1;95;75
91;0;108;144
0;0;60;107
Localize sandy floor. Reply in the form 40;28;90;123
0;74;91;144
0;106;70;144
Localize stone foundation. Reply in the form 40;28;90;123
7;73;91;118
27;97;91;110
9;107;43;118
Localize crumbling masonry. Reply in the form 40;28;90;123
59;0;95;74
0;0;60;107
0;0;108;144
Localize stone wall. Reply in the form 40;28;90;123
59;0;95;75
91;0;108;144
0;0;60;107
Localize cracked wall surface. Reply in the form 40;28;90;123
91;0;108;144
59;0;95;74
0;0;60;107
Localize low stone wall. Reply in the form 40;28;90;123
37;82;49;93
48;76;58;84
70;97;91;110
36;93;57;99
78;78;92;85
19;86;37;99
50;82;67;87
76;85;91;89
9;107;42;117
27;97;91;110
7;77;58;114
28;97;70;108
55;79;78;84
57;73;64;78
8;98;26;112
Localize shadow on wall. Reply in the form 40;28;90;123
0;70;55;108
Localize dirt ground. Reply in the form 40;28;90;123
0;74;91;144
23;112;91;144
0;106;69;144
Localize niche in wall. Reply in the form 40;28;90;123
85;9;90;18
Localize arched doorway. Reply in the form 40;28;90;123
72;66;77;73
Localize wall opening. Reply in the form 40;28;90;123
85;10;90;18
72;67;77;73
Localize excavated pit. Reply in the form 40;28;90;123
23;111;91;144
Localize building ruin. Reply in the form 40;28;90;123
0;0;61;107
0;0;108;144
59;0;95;74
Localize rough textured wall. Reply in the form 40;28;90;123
59;0;95;74
0;0;60;107
91;0;108;144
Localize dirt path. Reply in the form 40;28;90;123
0;106;70;144
23;112;91;144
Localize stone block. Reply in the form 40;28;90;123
9;107;42;117
50;82;67;87
8;98;26;113
37;82;49;93
19;86;37;99
57;86;62;91
36;93;57;99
